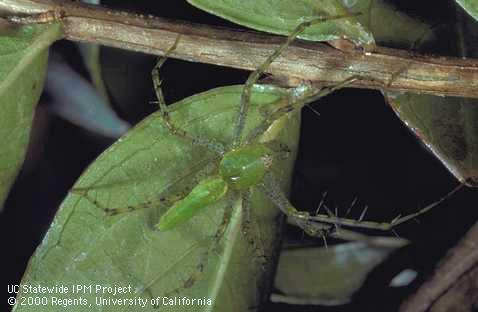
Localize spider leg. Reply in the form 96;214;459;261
71;161;219;216
259;172;460;239
272;181;463;238
309;184;463;230
241;189;268;271
71;184;191;216
263;140;291;161
259;172;333;237
160;196;235;297
151;36;225;155
232;13;359;147
246;76;361;144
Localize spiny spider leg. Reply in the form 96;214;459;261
259;172;333;237
307;183;463;231
261;166;463;238
241;189;268;271
345;196;359;217
151;36;225;155
232;13;360;148
315;191;328;215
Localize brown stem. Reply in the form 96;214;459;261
400;220;478;312
2;0;478;98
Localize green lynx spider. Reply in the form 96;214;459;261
75;14;369;235
75;13;461;298
141;14;461;238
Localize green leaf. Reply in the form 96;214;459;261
456;0;478;22
14;85;301;312
382;6;478;186
347;0;432;48
386;93;478;186
187;0;374;45
273;238;407;306
0;21;63;210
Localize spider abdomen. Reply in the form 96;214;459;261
219;144;273;190
157;177;228;231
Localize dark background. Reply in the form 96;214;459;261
2;0;477;311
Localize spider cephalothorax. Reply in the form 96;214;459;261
219;144;273;190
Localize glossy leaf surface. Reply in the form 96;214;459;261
455;0;478;22
14;85;300;312
346;0;432;48
187;0;374;45
384;8;478;187
386;93;478;186
0;21;62;210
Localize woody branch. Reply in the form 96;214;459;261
1;0;478;98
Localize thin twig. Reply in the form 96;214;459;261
2;0;478;98
400;219;478;312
